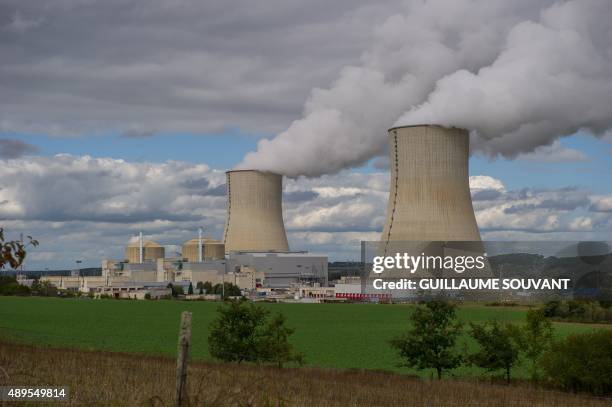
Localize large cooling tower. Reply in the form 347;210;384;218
223;170;289;253
381;125;481;243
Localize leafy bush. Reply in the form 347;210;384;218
0;278;31;296
208;300;303;366
542;330;612;395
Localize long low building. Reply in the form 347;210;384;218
226;252;328;288
102;251;327;289
37;250;328;298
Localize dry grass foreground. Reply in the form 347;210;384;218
0;340;609;407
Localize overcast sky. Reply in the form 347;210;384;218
1;0;611;269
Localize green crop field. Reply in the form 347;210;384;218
0;297;607;378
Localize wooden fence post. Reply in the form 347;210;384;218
175;311;192;407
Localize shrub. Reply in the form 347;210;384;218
0;281;31;296
208;300;303;366
541;330;612;395
540;299;612;323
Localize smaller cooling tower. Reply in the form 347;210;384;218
223;170;289;253
182;238;225;261
125;240;165;263
382;125;481;243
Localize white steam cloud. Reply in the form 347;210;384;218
239;0;612;177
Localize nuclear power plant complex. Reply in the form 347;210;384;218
38;124;484;301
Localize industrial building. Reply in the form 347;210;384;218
227;252;328;288
66;215;328;297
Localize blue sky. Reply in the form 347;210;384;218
9;130;612;194
471;133;612;194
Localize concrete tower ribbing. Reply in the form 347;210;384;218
381;125;481;244
223;170;289;253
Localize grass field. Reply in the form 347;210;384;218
3;340;610;406
0;296;607;379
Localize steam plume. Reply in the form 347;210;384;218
239;0;612;177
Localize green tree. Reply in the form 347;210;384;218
188;282;194;295
390;301;463;379
469;321;520;383
167;283;184;298
213;282;241;298
261;313;304;367
208;300;302;366
209;300;270;362
196;281;204;294
203;281;213;294
514;308;554;380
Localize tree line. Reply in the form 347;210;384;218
388;300;612;395
207;299;611;395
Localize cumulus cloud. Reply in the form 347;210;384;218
0;155;227;223
474;184;605;234
2;154;610;268
469;176;506;193
0;138;38;159
590;196;612;212
240;0;612;176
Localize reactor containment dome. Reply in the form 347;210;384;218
182;238;225;261
223;170;290;253
125;240;165;264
